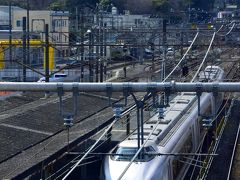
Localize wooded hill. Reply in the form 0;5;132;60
0;0;215;13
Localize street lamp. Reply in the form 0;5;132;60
86;29;91;34
86;29;94;82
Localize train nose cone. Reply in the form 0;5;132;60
107;161;147;180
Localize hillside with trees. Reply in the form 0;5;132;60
0;0;215;13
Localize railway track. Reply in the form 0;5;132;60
1;46;238;179
0;63;150;165
204;96;240;180
190;54;240;179
227;116;240;180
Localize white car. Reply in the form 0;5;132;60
166;48;174;56
37;73;67;82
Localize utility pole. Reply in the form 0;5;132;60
27;0;30;67
9;1;12;64
89;30;94;82
75;7;78;32
22;17;27;82
80;7;84;81
123;44;127;78
161;19;167;81
45;24;49;83
103;23;107;81
180;28;183;57
95;5;100;82
100;9;104;82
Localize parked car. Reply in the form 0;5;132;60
167;47;174;56
37;73;67;82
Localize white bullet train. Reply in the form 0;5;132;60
102;66;225;180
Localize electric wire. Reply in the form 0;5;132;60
163;32;199;82
117;30;219;179
117;32;203;178
7;19;230;179
217;23;236;37
189;91;233;179
117;115;163;180
191;32;216;82
46;112;134;179
55;159;101;180
45;127;108;180
199;22;230;37
201;94;235;179
215;25;224;33
189;132;208;180
62;117;119;180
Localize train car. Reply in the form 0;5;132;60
102;66;224;180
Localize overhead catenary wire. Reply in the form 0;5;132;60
172;31;225;178
117;28;220;179
189;94;232;179
0;8;236;179
200;94;236;179
163;31;199;82
215;25;224;33
45;113;132;179
0;37;231;177
199;22;228;37
0;20;231;179
117;114;162;180
62;117;119;180
216;23;236;37
191;31;216;82
190;125;214;179
51;93;151;179
55;93;154;178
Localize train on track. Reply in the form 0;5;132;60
102;66;225;180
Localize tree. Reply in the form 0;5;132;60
152;0;170;15
191;0;214;10
100;0;110;8
49;1;62;10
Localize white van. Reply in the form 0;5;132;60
37;73;67;82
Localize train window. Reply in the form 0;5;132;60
111;146;156;162
111;147;137;161
144;146;156;161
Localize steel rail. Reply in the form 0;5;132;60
227;116;240;180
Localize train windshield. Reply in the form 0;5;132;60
111;146;155;162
